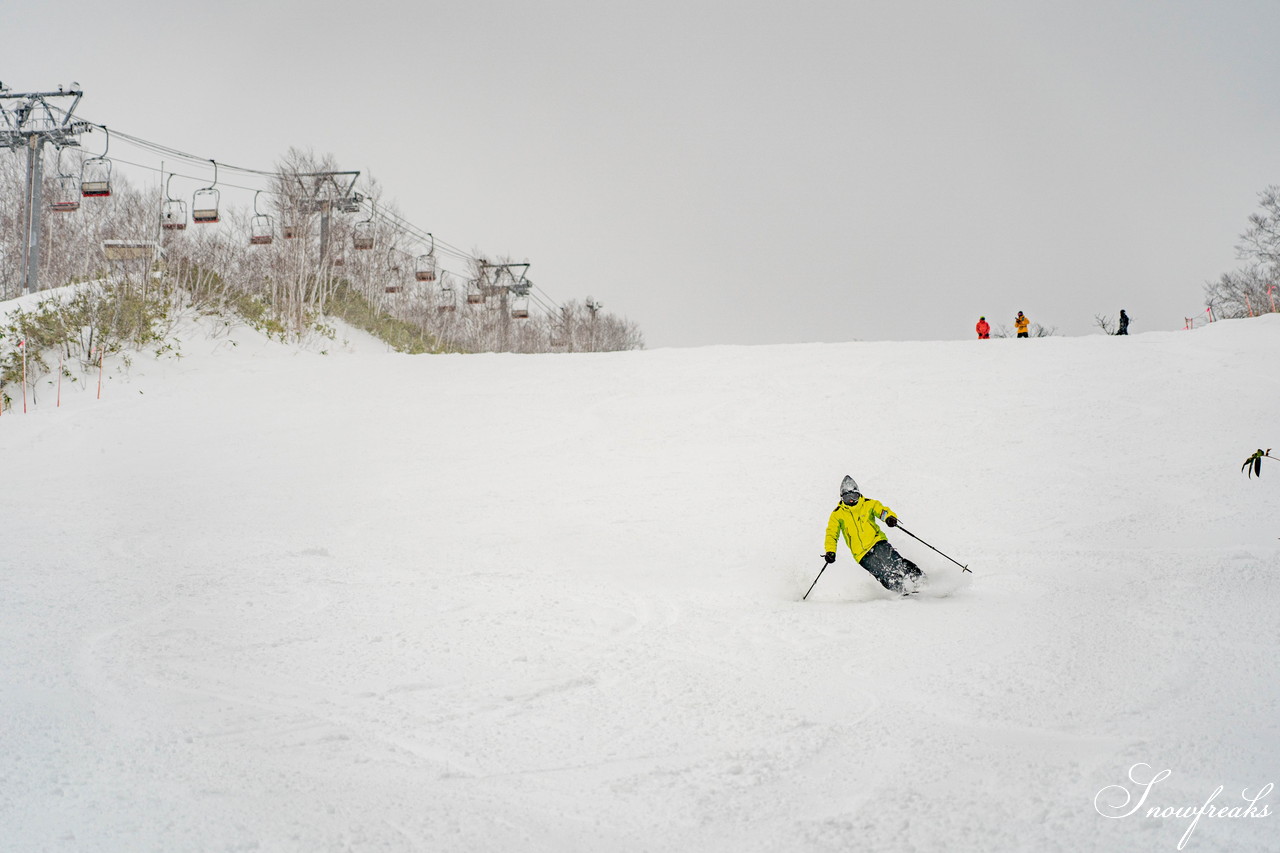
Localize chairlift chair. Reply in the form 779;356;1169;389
192;189;220;223
192;160;220;223
249;191;274;245
250;216;273;244
436;276;457;312
47;147;81;211
415;234;437;281
352;220;375;250
415;254;437;282
510;272;532;317
161;199;187;230
160;174;186;230
385;253;405;292
353;200;376;249
80;127;112;197
50;174;81;212
80;157;112;198
511;298;530;320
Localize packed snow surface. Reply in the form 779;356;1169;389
2;310;1277;852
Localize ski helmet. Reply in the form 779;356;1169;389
840;475;861;501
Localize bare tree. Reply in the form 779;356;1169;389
1204;186;1280;319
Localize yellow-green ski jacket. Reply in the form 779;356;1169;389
824;497;897;562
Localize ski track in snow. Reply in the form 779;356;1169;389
1;312;1278;851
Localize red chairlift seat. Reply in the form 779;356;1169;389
249;215;274;245
50;175;81;212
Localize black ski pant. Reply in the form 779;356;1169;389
858;540;923;593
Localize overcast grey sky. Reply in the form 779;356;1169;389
8;0;1280;347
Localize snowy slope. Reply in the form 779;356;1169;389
1;312;1277;852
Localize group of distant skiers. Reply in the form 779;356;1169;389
974;309;1129;339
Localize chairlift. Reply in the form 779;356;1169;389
415;234;437;282
510;271;532;318
435;274;457;312
352;200;376;250
49;148;81;212
192;160;221;224
353;221;375;250
386;251;406;292
80;127;112;198
249;191;274;245
50;174;81;212
160;174;187;230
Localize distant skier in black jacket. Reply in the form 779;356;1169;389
1117;309;1130;335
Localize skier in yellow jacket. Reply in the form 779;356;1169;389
1014;311;1031;338
823;475;924;595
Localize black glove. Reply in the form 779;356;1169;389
885;516;898;527
823;552;836;563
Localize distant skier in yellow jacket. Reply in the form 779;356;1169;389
1015;311;1031;338
824;475;924;595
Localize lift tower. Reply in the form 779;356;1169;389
1;85;92;295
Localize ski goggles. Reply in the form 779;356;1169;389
841;491;862;503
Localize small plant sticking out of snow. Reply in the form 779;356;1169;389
1241;448;1275;478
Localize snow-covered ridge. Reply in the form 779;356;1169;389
2;311;1277;852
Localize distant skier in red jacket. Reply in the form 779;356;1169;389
976;316;990;339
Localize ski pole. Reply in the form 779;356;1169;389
895;525;971;572
802;558;829;601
